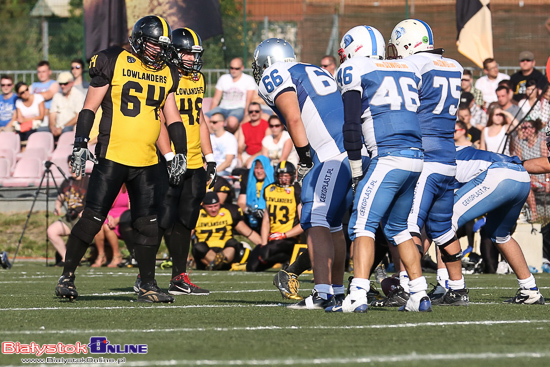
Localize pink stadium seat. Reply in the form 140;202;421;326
57;130;75;147
0;131;21;153
0;158;9;185
51;144;73;161
2;157;44;187
50;156;71;183
202;97;213;113
17;132;54;159
0;148;16;173
16;147;48;162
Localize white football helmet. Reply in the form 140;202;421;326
387;19;434;59
252;38;296;85
338;26;385;63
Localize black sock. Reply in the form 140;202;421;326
62;234;90;277
286;250;311;276
165;221;192;278
134;244;159;285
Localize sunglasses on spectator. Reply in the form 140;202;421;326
210;119;224;124
454;128;464;132
522;125;534;129
230;66;241;70
1;83;12;87
71;65;81;69
18;88;28;95
461;78;471;82
520;59;533;63
321;64;332;68
248;110;260;114
269;124;282;128
59;82;69;86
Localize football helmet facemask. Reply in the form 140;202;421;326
387;19;434;60
338;26;385;64
252;38;296;85
275;161;296;187
129;15;172;71
171;27;204;79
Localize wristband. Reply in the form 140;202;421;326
296;144;312;162
204;153;215;163
164;152;175;161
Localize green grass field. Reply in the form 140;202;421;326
1;262;550;367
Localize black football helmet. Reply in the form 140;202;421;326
275;161;296;187
129;15;172;70
171;27;204;78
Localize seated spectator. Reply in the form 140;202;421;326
480;103;518;155
496;85;525;121
192;192;261;270
510;51;547;102
320;55;337;77
461;70;484;107
247;161;303;271
457;104;481;147
475;58;510;107
210;175;235;204
237;156;275;232
70;58;89;94
49;72;85;137
236;102;270;168
460;92;487;131
0;75;17;131
47;156;89;266
529;86;550;125
518;80;541;121
31;60;59;132
92;185;129;267
209;112;238;176
13;81;45;142
261;115;298;167
509;118;548;221
204;57;257;133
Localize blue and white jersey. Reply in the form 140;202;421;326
407;53;462;164
455;145;522;184
336;57;422;157
258;62;345;163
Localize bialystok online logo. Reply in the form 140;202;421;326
2;337;147;356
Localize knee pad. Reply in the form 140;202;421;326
224;238;243;251
132;215;158;247
439;237;462;263
72;209;106;244
192;242;210;260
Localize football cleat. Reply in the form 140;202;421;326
399;291;432;312
133;274;141;294
371;285;409;307
374;264;387;284
504;288;545;305
427;283;447;305
0;251;11;269
287;289;335;310
168;273;210;295
367;283;384;304
326;290;368;313
208;252;227;270
55;274;78;301
273;270;303;300
441;288;469;306
137;280;175;303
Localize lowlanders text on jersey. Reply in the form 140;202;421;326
122;69;168;84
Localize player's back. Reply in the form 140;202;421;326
258;62;345;162
455;145;522;184
407;53;462;164
337;57;422;157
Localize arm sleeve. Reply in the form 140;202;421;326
342;90;363;161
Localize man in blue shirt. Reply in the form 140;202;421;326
0;75;16;130
31;60;59;131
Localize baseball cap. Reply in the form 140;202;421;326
519;51;534;61
460;92;474;105
57;72;74;84
203;192;220;205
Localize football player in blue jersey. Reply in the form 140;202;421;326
387;19;469;306
252;38;365;309
453;128;545;304
332;26;430;313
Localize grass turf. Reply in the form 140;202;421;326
1;262;550;366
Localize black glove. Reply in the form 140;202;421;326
206;161;217;189
70;146;97;177
254;208;264;219
167;153;187;186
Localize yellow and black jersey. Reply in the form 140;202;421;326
89;46;179;167
195;203;243;248
174;72;205;169
264;182;301;234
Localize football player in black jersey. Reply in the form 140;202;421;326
55;15;187;303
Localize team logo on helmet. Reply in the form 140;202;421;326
343;34;354;48
395;27;405;40
422;36;429;43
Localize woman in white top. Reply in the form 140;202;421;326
479;103;518;155
14;81;45;142
260;115;298;167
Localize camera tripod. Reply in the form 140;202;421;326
10;161;68;268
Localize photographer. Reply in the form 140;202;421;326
47;156;89;266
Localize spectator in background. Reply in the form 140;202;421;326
236;102;270;168
457;104;481;147
49;72;85;137
0;75;16;131
460;92;487;130
320;55;337;77
510;51;547;102
261;115;298;167
480;104;518;155
31;60;59;131
210;175;235;205
497;85;525;121
475;58;510;107
204;57;257;133
529;85;550;125
461;70;484;107
14;81;45;142
518;80;541;121
70;58;89;94
209;112;238;176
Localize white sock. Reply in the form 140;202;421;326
447;276;465;291
409;276;428;294
332;284;345;296
518;274;537;290
399;271;410;293
314;284;333;300
437;268;449;289
350;277;370;292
